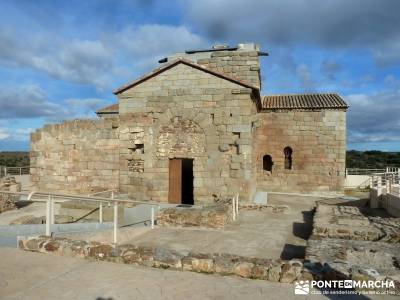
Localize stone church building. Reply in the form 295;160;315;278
30;43;348;204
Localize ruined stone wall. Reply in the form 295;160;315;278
30;118;120;194
254;110;346;193
196;50;261;88
118;63;258;203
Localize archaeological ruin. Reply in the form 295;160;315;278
30;43;348;204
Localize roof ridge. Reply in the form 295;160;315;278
113;58;260;95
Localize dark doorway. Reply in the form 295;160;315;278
168;158;194;205
181;159;194;205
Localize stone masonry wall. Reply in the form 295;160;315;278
255;110;346;193
196;50;261;88
31;118;120;194
118;63;259;203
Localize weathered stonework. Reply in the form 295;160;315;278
311;203;400;243
306;239;400;294
255;110;346;193
31;118;120;194
157;204;232;229
0;176;20;213
30;43;347;203
117;63;258;203
19;235;309;284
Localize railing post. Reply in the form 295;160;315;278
46;196;51;236
113;202;118;244
4;166;7;177
50;196;55;225
151;206;155;229
232;197;236;221
236;194;239;215
99;203;103;223
19;167;22;175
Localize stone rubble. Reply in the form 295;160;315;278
0;176;20;213
305;202;400;294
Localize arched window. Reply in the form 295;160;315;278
284;147;293;170
263;155;273;172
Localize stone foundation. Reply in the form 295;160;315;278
19;235;310;284
157;204;232;229
306;239;400;294
312;203;400;242
0;176;21;213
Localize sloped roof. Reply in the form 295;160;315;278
113;58;260;95
262;93;348;110
96;103;119;114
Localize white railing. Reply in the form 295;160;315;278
0;166;30;177
0;190;162;244
346;168;386;176
232;194;239;221
370;170;400;216
370;172;400;196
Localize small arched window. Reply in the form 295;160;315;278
263;155;273;172
284;147;293;170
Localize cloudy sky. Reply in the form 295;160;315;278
0;0;399;151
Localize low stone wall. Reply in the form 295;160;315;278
157;204;232;229
312;203;400;243
239;204;289;213
19;236;311;284
0;176;21;213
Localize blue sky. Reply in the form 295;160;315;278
0;0;399;151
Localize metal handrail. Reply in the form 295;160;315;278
0;190;165;243
0;189;207;243
87;189;118;198
0;166;30;176
0;190;161;206
346;167;399;176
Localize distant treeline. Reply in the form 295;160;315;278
0;150;399;169
346;150;400;169
0;152;30;167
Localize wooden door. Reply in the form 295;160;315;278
168;159;182;204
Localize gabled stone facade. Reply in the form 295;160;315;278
31;43;348;203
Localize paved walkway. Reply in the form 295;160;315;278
1;248;393;300
124;194;320;259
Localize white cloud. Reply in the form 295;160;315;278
184;0;400;65
0;84;110;121
0;128;10;140
345;89;400;143
0;85;66;119
0;24;207;89
64;98;108;117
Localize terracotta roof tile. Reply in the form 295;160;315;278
262;93;348;110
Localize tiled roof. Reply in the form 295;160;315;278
113;58;260;94
96;103;119;114
262;93;348;110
